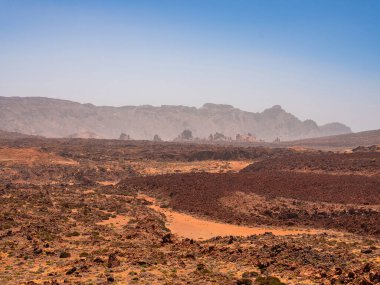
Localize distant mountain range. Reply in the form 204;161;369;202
0;96;351;141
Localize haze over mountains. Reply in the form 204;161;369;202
0;96;351;141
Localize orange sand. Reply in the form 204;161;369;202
96;215;131;229
139;194;321;240
0;147;77;165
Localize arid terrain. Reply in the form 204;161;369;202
0;134;379;285
276;130;380;151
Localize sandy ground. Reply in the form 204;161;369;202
0;147;77;165
130;160;252;175
139;194;322;240
96;215;131;229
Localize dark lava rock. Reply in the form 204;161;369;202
65;267;77;275
162;233;173;244
228;236;236;244
236;278;252;285
361;248;373;254
363;263;371;273
347;271;355;278
242;272;259;278
107;253;120;268
94;257;104;263
369;272;380;282
196;263;210;274
59;252;71;258
33;248;43;255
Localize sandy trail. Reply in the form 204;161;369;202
139;194;322;240
130;160;252;175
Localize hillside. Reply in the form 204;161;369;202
0;96;351;141
282;129;380;150
0;129;39;139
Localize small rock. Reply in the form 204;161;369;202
236;278;252;285
361;248;373;254
369;272;380;283
107;253;120;268
362;263;371;273
162;233;172;244
228;236;235;244
347;271;355;279
65;267;76;275
33;248;43;255
320;272;327;278
94;257;104;263
242;272;259;278
59;252;71;258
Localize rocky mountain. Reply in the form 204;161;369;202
0;96;351;141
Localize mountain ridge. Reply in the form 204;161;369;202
0;96;351;141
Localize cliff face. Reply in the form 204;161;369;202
0;97;351;141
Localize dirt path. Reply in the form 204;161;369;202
139;194;323;240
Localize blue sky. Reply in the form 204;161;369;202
0;0;379;131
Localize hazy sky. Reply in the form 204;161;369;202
1;0;379;132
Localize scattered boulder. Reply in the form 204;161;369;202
65;267;77;275
107;253;120;268
59;251;71;258
162;233;173;244
236;278;252;285
242;272;259;278
361;248;373;254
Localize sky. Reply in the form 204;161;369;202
0;0;379;132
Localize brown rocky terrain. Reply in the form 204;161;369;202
0;135;379;285
240;152;380;176
119;171;380;236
